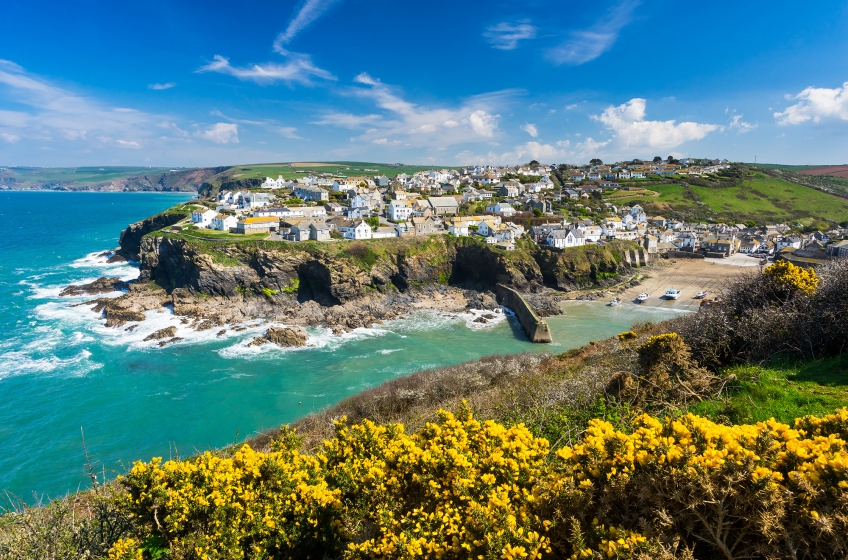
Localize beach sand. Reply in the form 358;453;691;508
598;253;764;312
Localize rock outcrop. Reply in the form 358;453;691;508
60;277;128;297
143;326;177;341
248;326;308;348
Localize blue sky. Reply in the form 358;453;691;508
1;0;848;167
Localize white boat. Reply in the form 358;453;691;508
636;293;649;303
695;291;708;299
608;297;622;306
664;288;681;300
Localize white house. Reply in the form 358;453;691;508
547;229;585;248
389;200;413;222
210;214;238;231
341;220;373;240
581;225;603;242
449;222;470;237
262;175;285;189
191;208;218;227
485;202;517;217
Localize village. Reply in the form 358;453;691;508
187;160;848;267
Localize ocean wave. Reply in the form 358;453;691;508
0;349;102;380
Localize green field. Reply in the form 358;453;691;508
220;161;445;181
606;176;848;224
690;356;848;425
0;166;177;185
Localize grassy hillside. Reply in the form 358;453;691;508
219;161;447;182
608;174;848;225
0;166;223;192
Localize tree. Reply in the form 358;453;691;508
365;216;380;230
532;208;543;217
667;156;674;163
652;156;662;163
529;160;540;166
589;158;603;165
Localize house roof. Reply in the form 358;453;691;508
242;217;279;224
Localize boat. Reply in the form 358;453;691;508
664;288;681;300
695;291;708;299
636;293;649;303
608;297;622;306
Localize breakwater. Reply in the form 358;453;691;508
496;284;553;343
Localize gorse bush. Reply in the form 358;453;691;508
763;260;819;296
118;408;848;559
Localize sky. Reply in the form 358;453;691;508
1;0;848;167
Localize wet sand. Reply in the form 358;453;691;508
603;254;763;312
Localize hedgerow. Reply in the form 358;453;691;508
116;407;848;559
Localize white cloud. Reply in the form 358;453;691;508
565;104;578;110
774;82;848;125
0;59;162;148
1;132;20;143
116;139;141;148
273;0;344;52
372;138;388;144
148;83;176;90
313;73;513;148
468;110;498;137
728;114;756;133
275;126;300;139
196;54;335;86
593;98;720;151
483;21;537;50
521;123;538;137
547;0;639;65
195;123;239;144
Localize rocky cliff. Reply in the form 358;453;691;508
118;207;194;261
138;234;636;303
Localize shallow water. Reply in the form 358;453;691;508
0;192;684;498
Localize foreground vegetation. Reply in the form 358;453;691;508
3;261;848;559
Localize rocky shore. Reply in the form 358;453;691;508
59;224;646;344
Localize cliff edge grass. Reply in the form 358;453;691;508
4;261;848;559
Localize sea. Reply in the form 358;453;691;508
0;191;686;500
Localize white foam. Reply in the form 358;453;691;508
0;349;102;380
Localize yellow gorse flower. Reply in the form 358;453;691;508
121;408;848;559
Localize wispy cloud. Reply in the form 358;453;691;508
592;98;720;151
521;123;538;137
775;82;848;125
547;0;639;65
148;82;176;90
728;114;756;133
273;0;344;52
196;54;335;86
211;110;302;139
483;21;537;50
311;73;516;148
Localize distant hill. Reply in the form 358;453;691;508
0;166;229;192
0;161;447;193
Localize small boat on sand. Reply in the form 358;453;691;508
695;291;708;299
608;297;622;306
664;288;681;300
636;293;649;303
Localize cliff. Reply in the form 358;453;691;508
137;234;638;303
118;205;196;261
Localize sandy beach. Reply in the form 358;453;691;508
597;253;764;313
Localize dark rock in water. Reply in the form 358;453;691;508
473;317;488;324
265;326;308;347
125;325;138;333
482;313;496;320
106;253;127;264
195;319;219;331
60;277;128;297
248;326;308;348
144;326;177;341
158;337;183;347
104;308;145;328
216;329;227;337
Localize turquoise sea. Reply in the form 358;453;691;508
0;192;686;499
